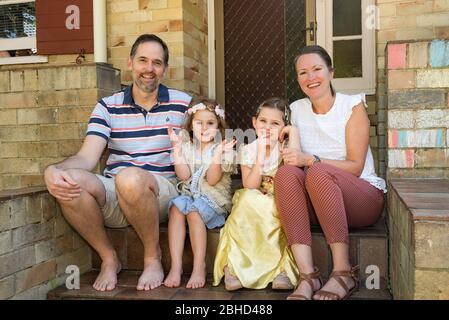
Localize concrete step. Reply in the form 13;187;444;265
47;270;392;300
91;217;389;290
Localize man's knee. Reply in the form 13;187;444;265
57;169;105;209
64;168;89;187
115;167;158;199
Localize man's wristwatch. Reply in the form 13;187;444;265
311;154;321;165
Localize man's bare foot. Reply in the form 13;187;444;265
186;264;206;289
137;258;164;291
93;258;122;292
164;267;183;288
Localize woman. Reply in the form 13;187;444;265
275;45;386;300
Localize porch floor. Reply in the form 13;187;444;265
47;270;392;300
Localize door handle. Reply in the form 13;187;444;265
302;21;316;42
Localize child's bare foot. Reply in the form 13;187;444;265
186;265;206;289
164;267;183;288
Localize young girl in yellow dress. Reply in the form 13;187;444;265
213;97;300;290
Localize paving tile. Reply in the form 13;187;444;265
56;282;125;299
231;291;289;300
349;288;392;300
48;270;392;300
114;286;178;300
116;271;141;287
79;271;100;285
171;289;233;300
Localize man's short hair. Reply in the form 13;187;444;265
130;34;169;66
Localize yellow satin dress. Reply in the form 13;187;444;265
213;141;299;289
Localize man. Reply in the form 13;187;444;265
44;34;191;291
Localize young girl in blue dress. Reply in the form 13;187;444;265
164;98;236;289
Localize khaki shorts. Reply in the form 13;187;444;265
96;174;179;228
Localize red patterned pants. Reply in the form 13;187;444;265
274;163;384;246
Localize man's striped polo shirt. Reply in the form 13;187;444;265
86;84;192;180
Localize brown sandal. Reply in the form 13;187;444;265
287;267;322;300
314;265;359;300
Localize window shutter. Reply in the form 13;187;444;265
36;0;93;55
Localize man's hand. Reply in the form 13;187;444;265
44;165;81;201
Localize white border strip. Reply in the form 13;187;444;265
207;0;216;99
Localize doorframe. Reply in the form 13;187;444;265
208;0;225;105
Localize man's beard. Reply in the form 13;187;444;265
134;74;159;93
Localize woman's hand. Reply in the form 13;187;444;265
281;148;313;167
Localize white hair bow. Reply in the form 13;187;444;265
187;102;225;119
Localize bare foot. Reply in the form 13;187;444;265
93;258;122;292
137;258;164;291
186;265;206;289
287;277;321;300
313;274;356;300
164;267;183;288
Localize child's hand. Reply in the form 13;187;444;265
168;126;183;150
213;139;236;162
279;126;292;143
256;134;269;164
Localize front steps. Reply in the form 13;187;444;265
47;270;391;300
48;216;391;300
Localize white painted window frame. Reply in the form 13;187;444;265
316;0;376;95
0;0;48;65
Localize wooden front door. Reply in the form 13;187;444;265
215;0;311;130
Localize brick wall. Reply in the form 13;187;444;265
377;0;449;178
0;64;121;190
388;180;449;300
107;0;208;97
386;39;449;178
0;188;91;299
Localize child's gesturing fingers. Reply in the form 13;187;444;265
168;126;182;147
222;139;237;152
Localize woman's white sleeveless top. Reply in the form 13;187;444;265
290;93;386;192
